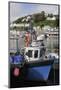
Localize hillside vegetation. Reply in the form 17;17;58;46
13;11;59;28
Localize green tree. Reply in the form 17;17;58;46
41;11;46;20
34;11;46;22
55;17;59;28
48;13;53;18
40;24;44;30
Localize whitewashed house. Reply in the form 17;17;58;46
46;16;56;20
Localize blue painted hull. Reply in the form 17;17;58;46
27;65;51;80
25;60;53;81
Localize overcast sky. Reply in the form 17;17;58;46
10;2;59;22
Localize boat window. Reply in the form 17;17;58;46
26;50;32;57
40;49;42;57
34;50;38;58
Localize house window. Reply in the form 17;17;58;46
34;50;38;58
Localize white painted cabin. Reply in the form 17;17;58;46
24;40;46;62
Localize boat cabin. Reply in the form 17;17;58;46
24;41;46;62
